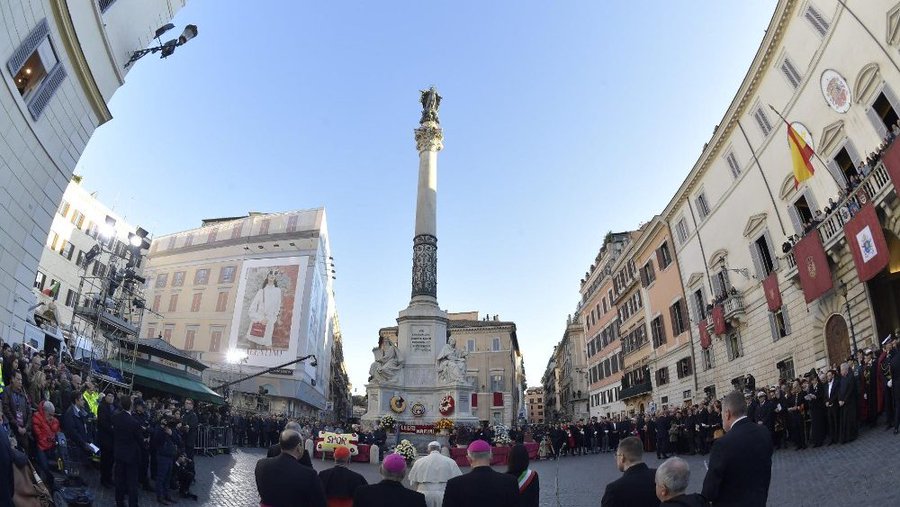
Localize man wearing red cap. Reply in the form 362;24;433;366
353;453;426;507
319;446;369;507
441;440;518;507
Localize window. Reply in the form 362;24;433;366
640;260;655;287
219;266;236;284
184;327;197;350
780;56;802;89
64;289;75;307
725;151;741;178
57;200;69;218
231;223;243;239
152;295;161;312
676;357;693;379
769;305;792;341
726;330;743;361
194;269;210;285
702;348;714;370
777;357;796;383
467;339;475;352
155;273;168;288
753;105;773;136
163;324;175;343
168;294;178;312
59;241;74;260
492;337;501;351
791;193;815;234
675;217;689;244
259;219;271;235
712;269;731;299
657;242;673;269
651;316;667;348
49;232;59;251
695;191;711;219
804;4;830;36
172;271;186;287
490;374;505;392
9;19;66;119
209;327;223;352
34;272;46;290
75;250;85;267
184;234;194;247
693;288;707;320
70;210;85;229
147;325;157;340
190;293;202;312
868;90;900;137
751;232;778;278
655;367;670;386
215;292;228;312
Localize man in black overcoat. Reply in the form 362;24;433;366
354;453;425;507
255;430;327;507
601;436;659;507
441;440;518;507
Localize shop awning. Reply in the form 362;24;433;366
119;361;224;405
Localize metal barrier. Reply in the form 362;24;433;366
194;425;233;457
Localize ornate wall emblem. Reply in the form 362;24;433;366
821;69;852;113
390;395;407;413
439;394;455;415
411;402;426;417
412;234;438;298
805;256;817;279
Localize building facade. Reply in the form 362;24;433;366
0;1;187;347
658;0;900;399
141;209;341;417
525;386;545;424
541;353;559;421
379;312;524;425
555;314;588;421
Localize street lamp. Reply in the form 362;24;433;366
839;281;860;355
125;23;199;68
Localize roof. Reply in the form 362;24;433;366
118;361;224;405
117;338;208;371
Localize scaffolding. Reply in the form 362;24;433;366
69;234;151;395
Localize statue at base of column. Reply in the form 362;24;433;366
437;336;467;385
369;337;403;384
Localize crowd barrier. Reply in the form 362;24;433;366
194;425;233;457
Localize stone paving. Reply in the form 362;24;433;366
78;427;900;506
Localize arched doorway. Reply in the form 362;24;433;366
824;314;850;366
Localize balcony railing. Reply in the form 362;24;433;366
785;160;894;279
619;381;652;400
723;294;745;320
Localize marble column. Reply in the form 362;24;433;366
410;117;443;304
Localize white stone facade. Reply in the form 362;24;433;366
0;1;185;345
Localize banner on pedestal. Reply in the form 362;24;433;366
698;319;711;350
843;203;889;282
712;305;726;335
762;273;782;311
794;231;833;303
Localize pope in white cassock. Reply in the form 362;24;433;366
245;270;283;348
407;441;462;507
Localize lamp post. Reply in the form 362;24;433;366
125;23;198;68
839;281;860;355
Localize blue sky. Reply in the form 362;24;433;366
76;1;777;393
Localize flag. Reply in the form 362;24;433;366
698;319;711;350
712;305;726;335
42;280;60;298
844;203;889;282
882;138;900;188
762;273;782;312
787;122;815;189
794;231;833;303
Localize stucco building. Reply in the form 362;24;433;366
0;1;188;346
556;314;588;421
525;386;545;424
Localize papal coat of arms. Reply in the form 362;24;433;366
806;256;817;278
821;69;851;113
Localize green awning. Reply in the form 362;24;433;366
118;362;224;405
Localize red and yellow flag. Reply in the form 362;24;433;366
788;123;815;189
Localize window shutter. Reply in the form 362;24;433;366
867;106;888;139
763;231;780;270
803;188;819;214
679;299;689;329
782;305;792;335
827;159;848;189
7;19;50;75
670;305;679;335
787;205;804;235
659;316;667;343
711;274;723;299
28;63;66;120
882;86;900;116
656;247;665;269
749;242;764;279
688;292;699;324
768;311;779;341
845;142;862;167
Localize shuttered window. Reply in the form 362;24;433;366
753;106;773;136
695;191;711;219
7;19;66;120
768;305;792;341
725;151;741;178
804;4;830;36
780;57;802;89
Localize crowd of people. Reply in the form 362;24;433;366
1;338;210;506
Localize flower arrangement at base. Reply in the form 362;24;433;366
434;418;454;432
491;424;512;447
379;415;396;431
394;439;418;463
439;394;455;415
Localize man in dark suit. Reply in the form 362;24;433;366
255;430;327;507
838;362;859;443
319;446;368;506
266;421;314;466
824;369;841;444
442;440;518;507
701;390;773;506
113;396;144;507
601;436;659;507
97;392;117;488
353;453;425;507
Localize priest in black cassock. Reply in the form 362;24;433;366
825;369;841;444
807;370;827;447
838;362;859;443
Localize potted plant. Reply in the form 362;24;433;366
379;415;396;432
394;439;418;465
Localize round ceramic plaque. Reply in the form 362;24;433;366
820;69;851;113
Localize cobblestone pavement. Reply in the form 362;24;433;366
80;427;900;506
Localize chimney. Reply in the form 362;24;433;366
493;315;499;321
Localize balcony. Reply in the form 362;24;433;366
705;294;746;334
619;381;652;400
785;160;894;279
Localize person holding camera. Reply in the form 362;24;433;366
152;418;179;505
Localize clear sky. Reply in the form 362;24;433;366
76;1;778;394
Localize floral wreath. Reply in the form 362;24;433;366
390;395;406;413
411;402;426;417
439;394;455;415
